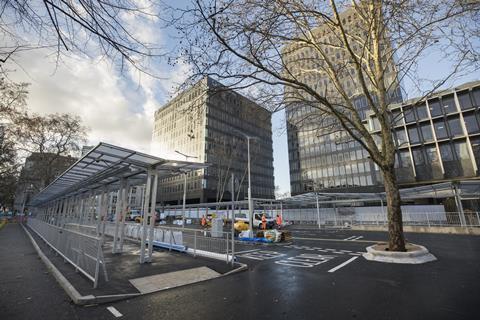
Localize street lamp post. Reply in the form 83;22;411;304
175;150;198;228
231;129;258;235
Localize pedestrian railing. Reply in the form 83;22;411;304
27;218;108;288
287;211;480;228
98;222;234;263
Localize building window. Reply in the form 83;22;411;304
441;94;456;114
453;141;475;177
472;88;480;107
457;91;474;110
395;129;408;146
415;103;429;120
447;116;463;137
407;126;421;144
420;123;433;142
403;106;415;123
433;119;448;139
463;113;480;134
428;99;442;117
439;143;458;178
470;137;480;171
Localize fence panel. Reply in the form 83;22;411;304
27;219;106;288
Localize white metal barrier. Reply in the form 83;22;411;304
27;219;108;288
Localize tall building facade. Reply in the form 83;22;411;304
369;81;480;186
283;7;402;195
152;77;275;204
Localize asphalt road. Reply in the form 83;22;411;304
2;224;479;320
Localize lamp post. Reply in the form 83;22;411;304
231;129;258;235
175;150;198;228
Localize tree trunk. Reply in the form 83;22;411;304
382;165;406;251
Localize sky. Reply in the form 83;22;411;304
5;4;479;197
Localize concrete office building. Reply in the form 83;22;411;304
368;80;480;186
283;7;402;195
152;77;275;204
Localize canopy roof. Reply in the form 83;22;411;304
30;142;208;206
277;180;480;205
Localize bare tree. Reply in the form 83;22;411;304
170;0;479;251
13;112;87;188
0;0;165;75
0;77;87;206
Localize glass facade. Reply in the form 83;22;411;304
153;77;275;204
370;81;480;185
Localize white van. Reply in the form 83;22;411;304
234;212;275;229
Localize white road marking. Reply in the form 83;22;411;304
276;254;335;268
234;248;261;254
107;306;122;318
239;250;285;261
328;256;359;273
343;236;357;240
353;236;364;240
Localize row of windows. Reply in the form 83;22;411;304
395;140;477;180
292;174;375;193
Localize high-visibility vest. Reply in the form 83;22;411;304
276;216;282;225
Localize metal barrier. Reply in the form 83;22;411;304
295;211;480;228
97;222;234;263
27;219;108;288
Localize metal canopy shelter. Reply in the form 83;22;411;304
30;142;207;206
29;142;209;264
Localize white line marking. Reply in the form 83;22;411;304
328;256;359;273
343;236;356;240
107;306;122;318
234;249;261;254
353;236;364;240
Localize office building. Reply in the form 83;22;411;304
283;7;402;195
152;77;275;204
369;80;480;186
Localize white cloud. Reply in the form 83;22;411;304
8;49;156;154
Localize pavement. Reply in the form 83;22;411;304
1;223;479;319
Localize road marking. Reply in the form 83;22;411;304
353;236;364;240
239;250;285;260
107;306;122;318
292;237;377;243
234;249;261;254
327;256;359;273
276;254;335;268
343;236;357;240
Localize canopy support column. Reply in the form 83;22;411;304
113;179;126;254
119;181;131;253
140;169;153;264
147;172;159;261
